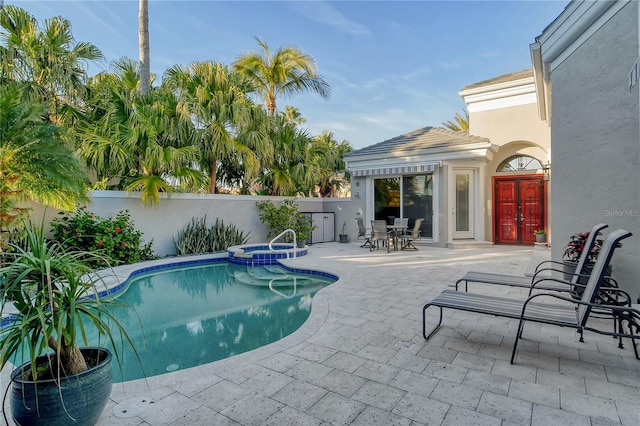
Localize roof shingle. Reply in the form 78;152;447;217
344;126;491;158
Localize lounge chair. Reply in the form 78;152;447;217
455;223;609;293
402;218;424;251
369;220;390;251
422;229;636;364
355;218;372;248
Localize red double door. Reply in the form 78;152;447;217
494;177;545;245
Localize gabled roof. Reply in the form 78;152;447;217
344;126;491;160
461;69;533;91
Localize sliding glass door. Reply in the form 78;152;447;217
374;178;400;224
403;174;433;238
373;174;433;238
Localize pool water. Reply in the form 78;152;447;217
91;262;335;382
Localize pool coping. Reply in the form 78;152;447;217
109;260;338;394
1;251;340;384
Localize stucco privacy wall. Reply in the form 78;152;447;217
544;1;639;296
27;192;355;257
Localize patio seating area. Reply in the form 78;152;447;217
5;241;637;425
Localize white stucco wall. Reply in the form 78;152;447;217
547;1;639;296
470;103;550;149
26;192;355;257
467;94;550;243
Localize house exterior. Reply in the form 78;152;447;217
530;0;639;297
344;70;551;247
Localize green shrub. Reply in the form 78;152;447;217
173;216;250;255
50;207;156;268
256;199;314;242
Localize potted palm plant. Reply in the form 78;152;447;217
0;223;132;425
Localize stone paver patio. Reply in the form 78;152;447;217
2;241;639;425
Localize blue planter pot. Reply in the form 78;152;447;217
10;347;112;426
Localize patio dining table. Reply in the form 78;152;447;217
386;224;408;252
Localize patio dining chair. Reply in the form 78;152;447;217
402;218;424;250
369;220;390;251
355;217;372;248
422;229;636;364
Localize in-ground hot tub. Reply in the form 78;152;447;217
227;243;308;266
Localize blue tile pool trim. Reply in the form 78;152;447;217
99;256;230;298
227;243;309;266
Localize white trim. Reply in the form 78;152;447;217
432;171;439;244
466;92;537;113
346;144;497;175
449;169;476;240
530;41;548;123
352;163;439;177
460;77;537;113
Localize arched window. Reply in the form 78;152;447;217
497;155;543;172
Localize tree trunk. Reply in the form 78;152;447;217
48;336;88;376
138;0;150;95
266;92;276;115
60;344;89;376
209;158;217;194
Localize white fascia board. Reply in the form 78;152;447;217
459;77;535;99
530;41;548;122
466;92;537;113
345;142;495;164
460;79;537;112
538;0;628;71
346;145;497;172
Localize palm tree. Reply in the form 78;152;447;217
309;131;352;197
0;6;102;118
0;82;89;246
138;0;150;95
76;58;205;204
233;37;330;115
165;61;270;194
442;109;469;131
282;105;306;125
256;114;314;196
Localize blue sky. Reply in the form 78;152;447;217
11;1;569;149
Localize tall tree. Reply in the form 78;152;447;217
165;61;270;194
0;82;89;245
138;0;150;95
0;5;102;117
308;131;352;197
282;105;306;125
76;58;205;204
442;109;469;131
256;114;313;196
233;37;330;115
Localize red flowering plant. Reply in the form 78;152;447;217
562;232;602;263
51;207;156;268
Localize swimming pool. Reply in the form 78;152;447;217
92;260;336;382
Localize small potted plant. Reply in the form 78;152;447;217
339;222;348;243
293;214;314;247
533;229;547;243
562;231;603;280
0;222;133;425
